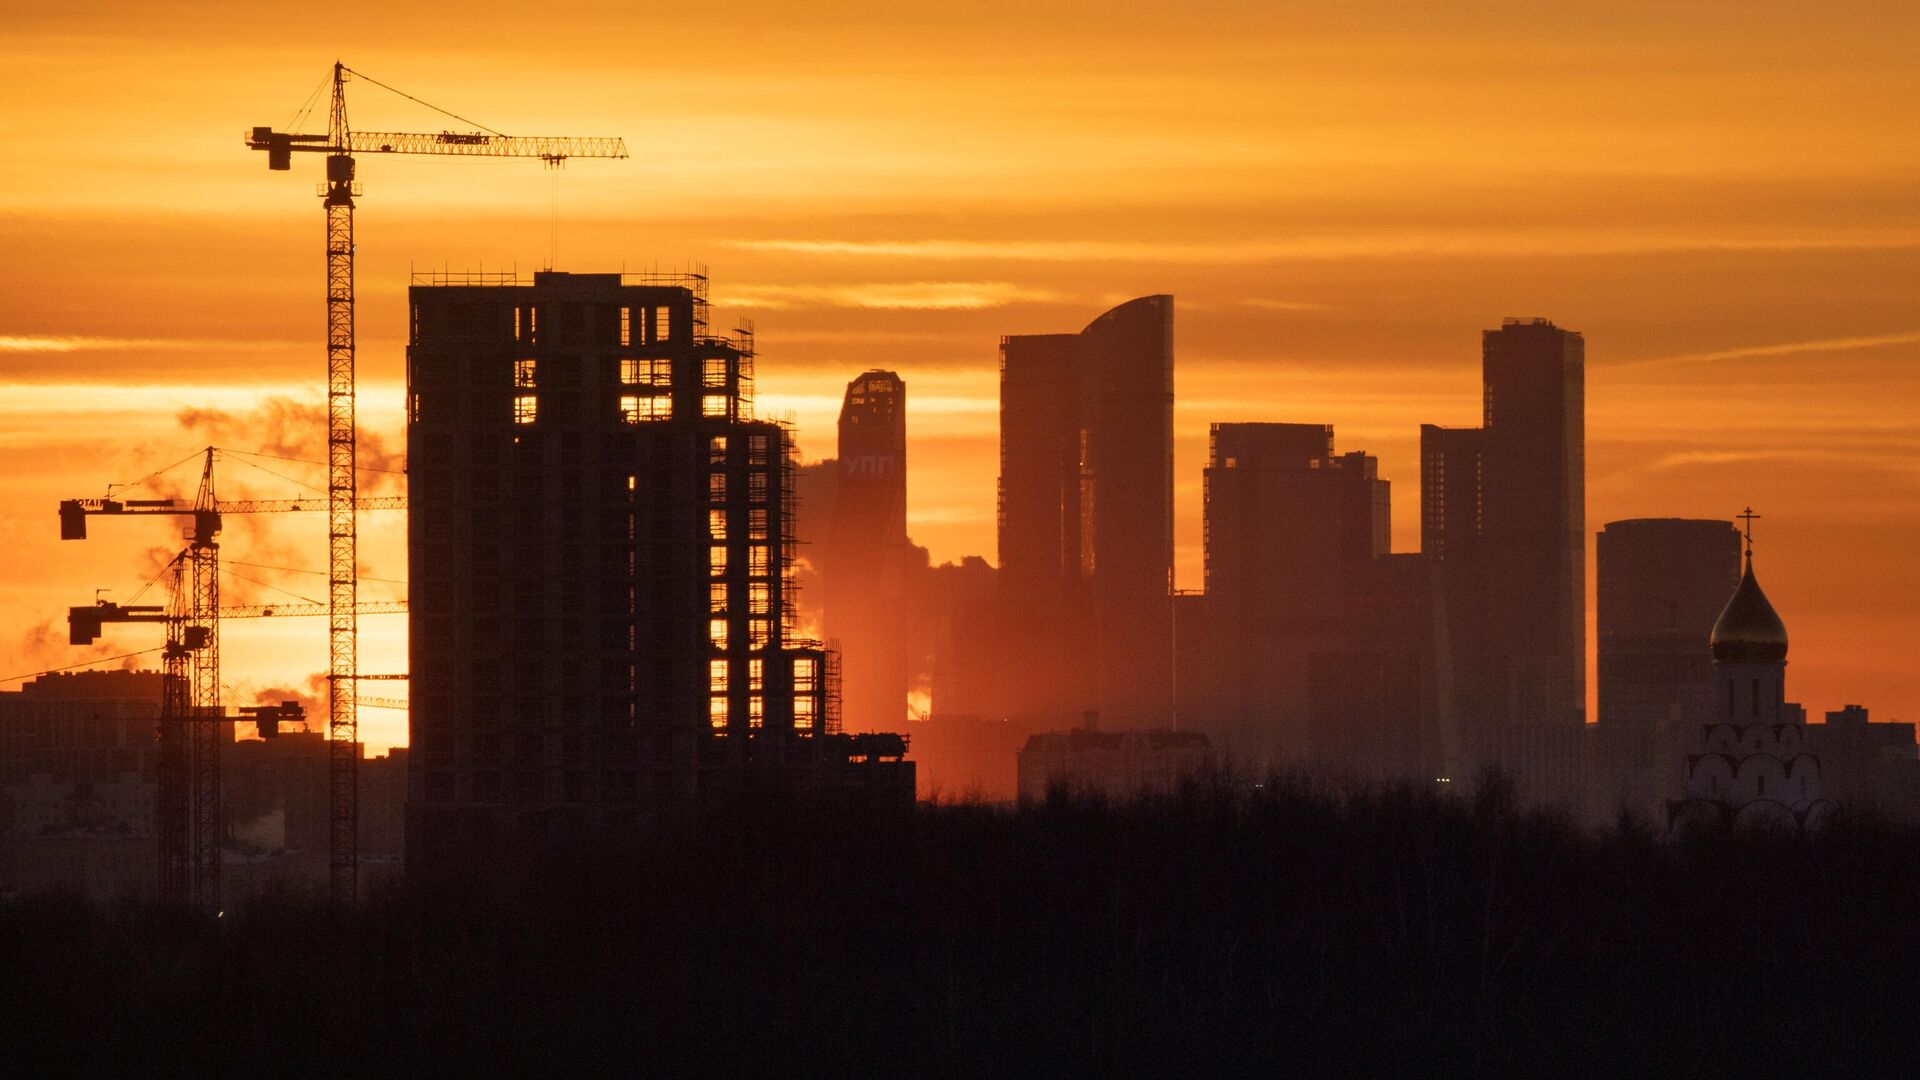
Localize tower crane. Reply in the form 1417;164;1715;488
68;577;403;908
59;447;405;909
247;62;626;904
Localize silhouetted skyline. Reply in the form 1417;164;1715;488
3;17;1919;1072
7;6;1918;730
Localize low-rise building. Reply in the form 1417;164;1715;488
1017;725;1215;802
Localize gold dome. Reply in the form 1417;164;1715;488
1711;556;1788;664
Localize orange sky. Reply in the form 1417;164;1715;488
2;1;1917;749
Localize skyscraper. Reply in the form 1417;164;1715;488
1422;319;1586;740
825;370;910;732
1597;519;1741;728
1418;424;1483;564
1194;422;1403;768
1594;518;1741;818
997;296;1174;731
406;270;909;867
1479;317;1586;725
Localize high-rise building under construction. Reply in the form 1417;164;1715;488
405;270;910;864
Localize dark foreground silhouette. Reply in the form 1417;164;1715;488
4;777;1917;1076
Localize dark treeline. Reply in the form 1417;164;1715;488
5;778;1918;1077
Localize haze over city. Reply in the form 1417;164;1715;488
7;3;1920;1074
4;2;1917;753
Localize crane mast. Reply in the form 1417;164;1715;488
247;63;626;904
60;447;407;910
323;63;361;907
188;452;222;907
63;457;222;910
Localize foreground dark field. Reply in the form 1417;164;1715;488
5;779;1917;1077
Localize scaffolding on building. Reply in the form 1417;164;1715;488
822;645;844;736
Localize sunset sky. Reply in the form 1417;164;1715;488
2;1;1916;749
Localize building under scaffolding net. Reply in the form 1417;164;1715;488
405;270;910;868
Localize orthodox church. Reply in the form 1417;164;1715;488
1670;511;1838;832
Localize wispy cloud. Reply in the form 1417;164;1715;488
908;506;994;527
0;335;299;354
758;329;977;346
1628;331;1920;367
755;392;996;415
715;282;1063;310
1236;298;1333;312
1649;448;1920;475
0;381;409;416
726;230;1920;265
1649;450;1781;470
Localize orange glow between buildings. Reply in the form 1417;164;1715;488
2;2;1917;749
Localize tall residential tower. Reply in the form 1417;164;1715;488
405;270;909;868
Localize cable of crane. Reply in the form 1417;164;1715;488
229;453;330;497
223;568;324;607
122;548;189;608
0;647;166;685
226;560;407;586
222;446;406;476
105;447;212;500
282;67;333;133
343;66;508;138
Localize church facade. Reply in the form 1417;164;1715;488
1671;517;1838;832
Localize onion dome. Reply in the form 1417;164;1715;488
1711;554;1788;663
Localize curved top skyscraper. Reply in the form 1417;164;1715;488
998;296;1174;731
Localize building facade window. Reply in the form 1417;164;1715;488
620;394;671;423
